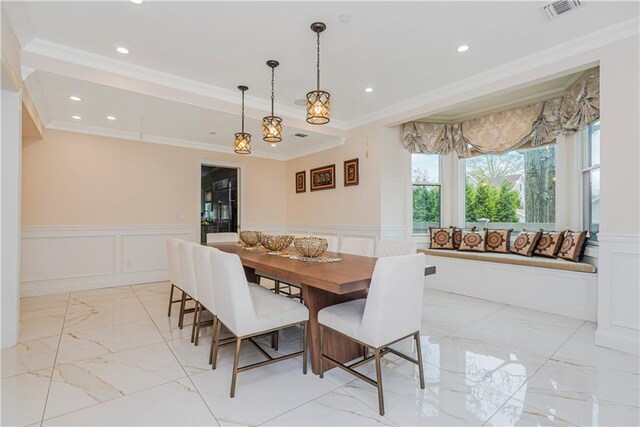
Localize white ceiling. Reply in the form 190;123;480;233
27;71;341;159
5;1;639;157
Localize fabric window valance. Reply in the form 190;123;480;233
402;67;599;157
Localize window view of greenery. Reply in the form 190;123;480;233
583;121;600;242
465;145;556;231
412;154;440;234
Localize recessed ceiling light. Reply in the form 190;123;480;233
71;115;82;120
69;95;82;102
294;99;306;107
365;87;374;93
270;143;277;147
457;45;469;53
339;13;352;23
209;131;217;135
106;115;116;120
116;46;129;55
129;0;143;4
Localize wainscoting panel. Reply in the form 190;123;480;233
596;233;640;355
21;225;197;296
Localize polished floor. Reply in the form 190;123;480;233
1;282;638;426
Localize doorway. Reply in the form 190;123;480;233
200;165;239;243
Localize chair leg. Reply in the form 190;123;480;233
190;301;200;344
374;348;385;416
302;322;308;375
194;306;203;346
209;316;217;365
230;337;243;398
167;284;175;317
211;318;222;369
178;291;187;329
319;325;324;379
415;332;425;389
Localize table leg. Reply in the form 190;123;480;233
302;284;367;375
243;266;257;283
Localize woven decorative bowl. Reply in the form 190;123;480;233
259;234;294;252
239;231;262;247
294;237;328;258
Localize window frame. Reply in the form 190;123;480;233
410;153;442;236
581;121;601;244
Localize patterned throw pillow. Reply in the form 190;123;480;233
511;230;543;257
451;226;477;249
557;230;589;262
485;229;513;253
457;229;487;252
429;227;454;250
534;231;564;258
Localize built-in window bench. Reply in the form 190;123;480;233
419;248;597;322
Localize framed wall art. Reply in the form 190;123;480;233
295;171;306;193
344;158;359;186
310;164;336;191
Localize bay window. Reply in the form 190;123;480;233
582;121;600;242
412;154;441;234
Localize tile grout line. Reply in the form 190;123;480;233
39;291;73;426
480;320;587;426
131;283;223;427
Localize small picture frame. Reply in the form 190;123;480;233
310;164;336;191
344;158;359;187
295;171;306;193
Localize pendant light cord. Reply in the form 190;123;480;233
241;89;245;133
271;66;275;116
316;31;321;92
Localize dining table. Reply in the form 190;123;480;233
209;242;436;375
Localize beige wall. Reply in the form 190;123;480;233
21;129;286;228
284;124;383;227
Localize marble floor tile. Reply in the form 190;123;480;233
131;281;173;298
0;369;52;426
486;399;577;426
43;378;216;426
501;358;639;427
43;342;186;419
68;286;136;305
63;297;150;333
20;314;66;342
422;292;505;332
56;318;165;365
190;358;338;426
1;336;59;378
263;388;396;426
20;293;69;313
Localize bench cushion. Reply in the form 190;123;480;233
419;248;596;273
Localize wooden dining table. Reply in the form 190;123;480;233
209;242;436;375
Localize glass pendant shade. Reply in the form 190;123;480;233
262;116;282;143
306;90;330;124
234;132;251;155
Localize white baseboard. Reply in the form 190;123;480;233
20;225;198;296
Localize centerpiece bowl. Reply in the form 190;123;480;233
294;237;328;258
239;231;262;247
259;234;294;252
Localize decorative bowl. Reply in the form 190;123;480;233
294;237;328;258
259;234;294;252
239;231;262;247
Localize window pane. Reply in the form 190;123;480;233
412;154;439;184
464;145;556;231
588;121;600;167
583;169;600;242
413;184;440;234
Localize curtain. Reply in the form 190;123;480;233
402;67;599;157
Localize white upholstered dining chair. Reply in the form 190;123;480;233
340;237;374;257
206;232;239;244
209;249;309;397
166;238;184;318
178;240;200;334
317;253;427;416
375;240;417;257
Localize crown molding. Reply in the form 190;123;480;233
45;120;344;161
22;70;51;125
345;17;640;129
23;38;348;131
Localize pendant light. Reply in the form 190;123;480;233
234;85;251;155
306;22;330;125
262;60;282;143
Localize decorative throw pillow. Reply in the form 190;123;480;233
557;230;589;262
534;231;564;258
452;226;477;249
485;229;513;253
457;229;487;252
429;227;454;250
511;230;543;257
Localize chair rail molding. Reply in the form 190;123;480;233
595;232;640;355
21;224;198;296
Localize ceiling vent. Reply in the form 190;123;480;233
294;133;308;138
541;0;583;20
